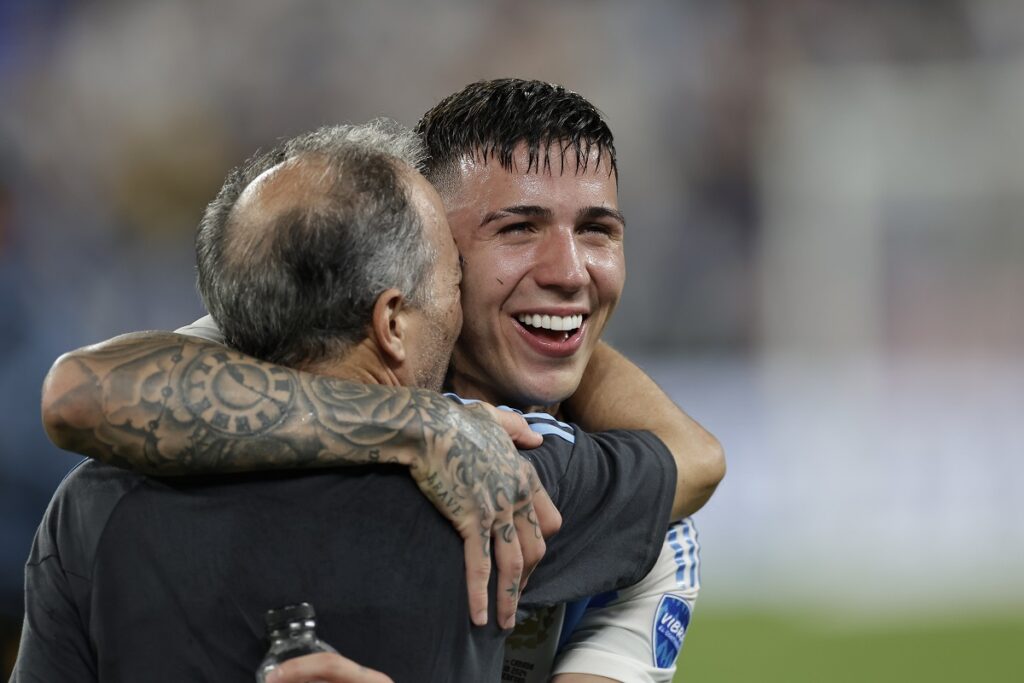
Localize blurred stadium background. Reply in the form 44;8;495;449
1;1;1021;680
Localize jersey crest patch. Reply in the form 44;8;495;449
652;594;690;668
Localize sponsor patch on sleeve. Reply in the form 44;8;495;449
652;594;691;668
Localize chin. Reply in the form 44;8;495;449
514;373;581;411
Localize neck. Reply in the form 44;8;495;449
302;339;402;388
445;371;561;416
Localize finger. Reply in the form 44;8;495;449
266;652;394;683
510;423;543;449
531;485;562;539
513;500;546;591
492;516;524;630
493;408;543;449
463;520;492;626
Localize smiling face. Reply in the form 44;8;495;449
442;142;625;410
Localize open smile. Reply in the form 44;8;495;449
511;313;587;357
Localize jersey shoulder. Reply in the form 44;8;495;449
442;395;577;444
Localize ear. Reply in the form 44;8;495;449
370;288;409;365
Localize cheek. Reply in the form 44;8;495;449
461;249;524;308
590;253;626;308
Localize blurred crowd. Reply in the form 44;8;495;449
2;0;1023;670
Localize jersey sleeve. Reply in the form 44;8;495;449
550;518;701;682
174;314;224;343
518;423;677;612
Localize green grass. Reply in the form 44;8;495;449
7;609;1021;681
675;609;1024;682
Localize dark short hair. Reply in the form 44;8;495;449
415;78;618;195
195;120;434;368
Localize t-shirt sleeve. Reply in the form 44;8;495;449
11;493;97;681
518;427;677;612
174;314;224;343
13;463;143;682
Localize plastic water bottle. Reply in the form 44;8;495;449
255;602;338;682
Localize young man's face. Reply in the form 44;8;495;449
443;142;625;410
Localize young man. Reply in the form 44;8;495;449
15;122;681;682
417;78;724;683
39;80;725;681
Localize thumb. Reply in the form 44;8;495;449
494;409;542;449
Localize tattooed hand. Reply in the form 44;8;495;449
41;331;560;627
410;399;559;628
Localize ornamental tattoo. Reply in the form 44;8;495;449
45;332;542;551
182;350;295;436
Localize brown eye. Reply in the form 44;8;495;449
580;223;612;237
497;222;533;235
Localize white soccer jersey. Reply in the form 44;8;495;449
501;408;702;683
500;521;700;683
550;518;700;682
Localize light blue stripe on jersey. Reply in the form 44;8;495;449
527;422;575;444
666;518;700;588
442;393;525;415
521;412;573;431
667;525;686;585
442;393;524;416
443;393;477;405
684;518;701;588
442;393;575;442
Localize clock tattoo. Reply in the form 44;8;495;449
182;349;295;435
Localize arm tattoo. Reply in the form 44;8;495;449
50;337;427;473
47;334;522;483
46;332;539;553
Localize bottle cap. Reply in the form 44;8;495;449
265;602;316;631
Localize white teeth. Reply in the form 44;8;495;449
516;313;583;332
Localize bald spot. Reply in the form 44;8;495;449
225;154;339;265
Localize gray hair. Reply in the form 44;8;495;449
195;119;437;368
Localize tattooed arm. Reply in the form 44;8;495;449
42;331;559;628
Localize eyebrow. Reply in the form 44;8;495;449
479;205;552;227
578;206;626;228
479;204;626;228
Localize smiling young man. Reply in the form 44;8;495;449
37;80;725;681
413;79;723;683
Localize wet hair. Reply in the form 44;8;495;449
195;119;434;368
414;78;617;196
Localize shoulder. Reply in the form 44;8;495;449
545;425;672;467
31;461;147;576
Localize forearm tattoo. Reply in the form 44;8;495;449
47;334;538;551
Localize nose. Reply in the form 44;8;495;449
532;228;589;292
